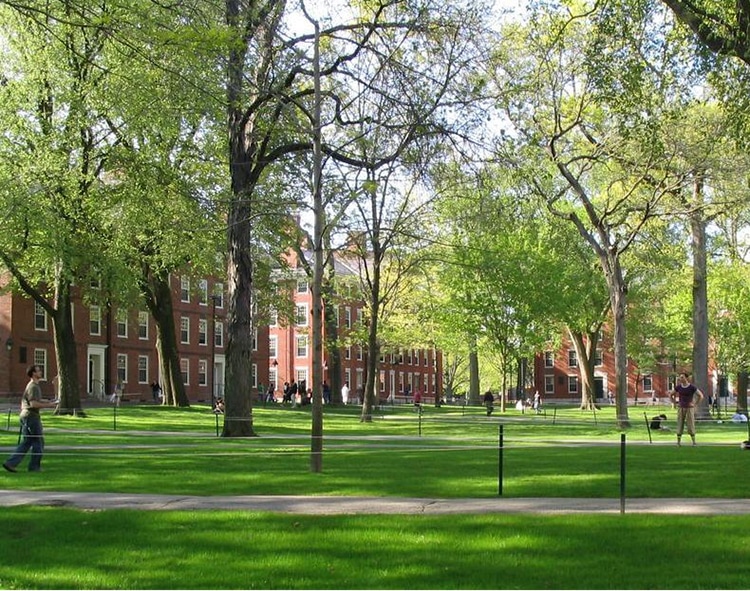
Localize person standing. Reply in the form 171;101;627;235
672;372;704;446
3;365;58;473
341;381;350;405
150;380;162;402
322;381;331;405
483;390;495;416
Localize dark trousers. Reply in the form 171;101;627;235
6;414;44;471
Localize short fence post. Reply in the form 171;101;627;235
215;412;220;437
644;412;652;444
113;404;117;432
498;423;504;496
6;408;10;431
620;433;626;514
418;405;423;437
552;406;557;425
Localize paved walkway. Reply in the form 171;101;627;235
2;490;750;514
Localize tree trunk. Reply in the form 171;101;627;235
322;266;341;404
468;333;480;405
690;183;710;420
606;258;630;428
569;329;597;410
223;0;258;437
360;279;381;423
142;271;189;407
736;370;748;413
52;275;84;416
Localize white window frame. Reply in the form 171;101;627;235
296;335;308;357
117;354;128;385
89;305;101;336
180;276;190;302
180;317;190;344
198;319;208;346
34;349;47;380
116;309;128;338
198;359;207;386
138;311;149;340
199;279;208;306
295;304;308;327
180;358;189;385
138;355;148;384
34;302;47;331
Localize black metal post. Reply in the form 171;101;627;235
418;405;422;437
644;412;652;444
498;424;504;496
620;433;626;514
113;404;117;432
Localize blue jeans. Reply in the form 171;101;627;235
6;414;44;471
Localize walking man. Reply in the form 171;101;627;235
3;365;58;473
672;372;704;446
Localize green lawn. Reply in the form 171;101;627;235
1;402;749;589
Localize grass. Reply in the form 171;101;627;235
2;509;750;589
2;402;750;589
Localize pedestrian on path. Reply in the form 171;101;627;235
3;365;59;473
671;372;704;446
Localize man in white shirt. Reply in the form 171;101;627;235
341;382;350;405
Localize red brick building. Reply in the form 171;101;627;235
533;331;718;403
0;268;443;404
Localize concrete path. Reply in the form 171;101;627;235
2;489;750;515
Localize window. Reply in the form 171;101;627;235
180;359;189;385
295;304;308;327
269;367;278;390
180;276;190;302
296;335;308;357
568;375;579;394
357;308;363;326
297;278;308;293
296;368;308;388
116;309;128;338
380;371;386;392
344;307;351;328
138;356;148;384
544;375;554;394
414;350;420;366
424;351;429;367
356;368;364;390
252;328;258;351
344;369;351;390
544;351;554;368
594;349;603;366
180;317;190;344
269;335;278;358
213;283;224;308
34;303;47;331
215;321;224;348
269;307;278;327
567;349;578;368
345;346;351;360
198;279;208;305
34;349;47;380
138;311;149;340
198;319;207;345
117;354;127;384
643;374;653;392
251;363;257;388
89;306;101;336
406;350;412;365
357;346;363;361
198;360;207;386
